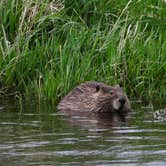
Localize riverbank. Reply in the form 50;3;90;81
0;0;166;102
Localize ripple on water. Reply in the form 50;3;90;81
0;99;166;166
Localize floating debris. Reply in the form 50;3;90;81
153;109;166;122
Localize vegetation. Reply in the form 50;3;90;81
0;0;166;103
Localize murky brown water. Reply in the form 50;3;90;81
0;98;166;166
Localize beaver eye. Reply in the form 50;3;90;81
110;91;114;95
96;85;100;92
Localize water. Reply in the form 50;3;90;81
0;98;166;166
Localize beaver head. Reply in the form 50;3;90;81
94;84;131;113
58;81;131;114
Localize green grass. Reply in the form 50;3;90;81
0;0;166;103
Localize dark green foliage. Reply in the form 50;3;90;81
0;0;166;102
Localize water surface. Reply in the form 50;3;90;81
0;98;166;166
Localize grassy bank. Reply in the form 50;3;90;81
0;0;166;103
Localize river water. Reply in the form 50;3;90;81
0;98;166;166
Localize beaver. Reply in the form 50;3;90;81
57;81;131;113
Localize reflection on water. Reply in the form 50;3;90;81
0;98;166;166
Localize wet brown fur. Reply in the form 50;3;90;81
57;81;131;113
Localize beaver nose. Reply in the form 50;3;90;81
119;97;126;105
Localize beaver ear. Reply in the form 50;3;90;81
119;82;123;87
96;85;100;92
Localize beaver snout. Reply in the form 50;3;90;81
119;97;126;106
112;97;127;111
